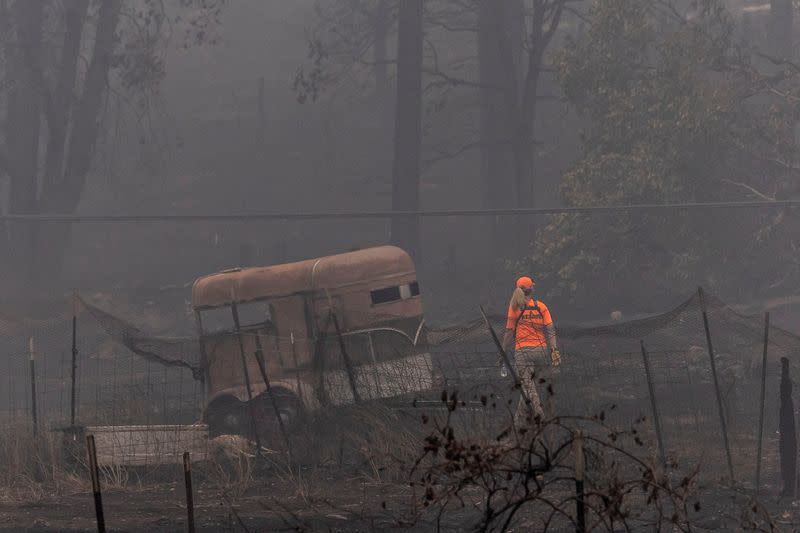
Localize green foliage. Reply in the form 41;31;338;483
531;0;800;307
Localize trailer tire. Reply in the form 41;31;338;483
205;395;246;438
252;389;303;441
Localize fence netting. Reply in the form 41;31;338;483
427;290;792;489
0;289;795;488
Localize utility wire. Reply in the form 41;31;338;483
0;199;798;223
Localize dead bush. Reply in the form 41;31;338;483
0;419;88;503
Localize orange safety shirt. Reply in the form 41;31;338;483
506;298;553;350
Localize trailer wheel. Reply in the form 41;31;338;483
251;389;303;443
205;395;246;437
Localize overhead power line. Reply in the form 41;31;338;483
0;199;798;223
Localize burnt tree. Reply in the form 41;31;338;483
0;0;225;288
390;0;424;259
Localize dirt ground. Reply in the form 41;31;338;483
0;472;416;532
2;469;800;532
0;425;796;532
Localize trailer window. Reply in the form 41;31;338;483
199;300;273;334
370;282;420;305
199;306;234;335
410;281;420;297
236;300;273;329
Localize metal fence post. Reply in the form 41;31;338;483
29;338;38;439
479;306;531;408
71;293;79;427
331;312;361;404
86;435;106;533
698;287;735;481
755;312;769;494
183;452;195;533
311;313;333;407
253;334;292;458
640;341;667;470
575;431;586;533
290;332;304;405
230;294;262;455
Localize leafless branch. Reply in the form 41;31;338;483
564;5;591;25
720;179;776;201
754;50;800;74
423;140;483;170
423;67;501;91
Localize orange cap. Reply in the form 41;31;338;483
516;276;534;289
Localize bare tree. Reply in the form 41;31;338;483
373;0;392;102
391;0;424;259
498;0;572;211
0;0;225;287
478;0;523;253
297;1;575;258
769;0;793;58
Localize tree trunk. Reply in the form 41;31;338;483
513;5;547;210
34;0;122;284
479;0;518;257
6;0;44;283
43;0;89;190
770;0;793;59
373;0;391;102
0;0;13;268
374;0;394;232
54;0;122;211
507;0;525;91
503;0;565;240
390;0;423;259
513;48;544;211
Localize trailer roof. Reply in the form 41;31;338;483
191;245;415;309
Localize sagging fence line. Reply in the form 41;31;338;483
0;287;796;490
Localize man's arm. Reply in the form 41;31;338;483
502;328;515;353
541;303;561;365
545;323;558;351
539;303;556;347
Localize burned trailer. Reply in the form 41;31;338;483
191;246;433;437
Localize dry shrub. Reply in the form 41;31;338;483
406;391;780;531
285;402;425;481
0;420;88;503
200;434;256;499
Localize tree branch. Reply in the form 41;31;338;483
423;140;483;170
720;179;776;201
754;50;800;74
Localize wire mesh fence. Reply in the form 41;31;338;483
0;297;203;475
0;287;795;491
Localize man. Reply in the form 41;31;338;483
502;276;561;424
